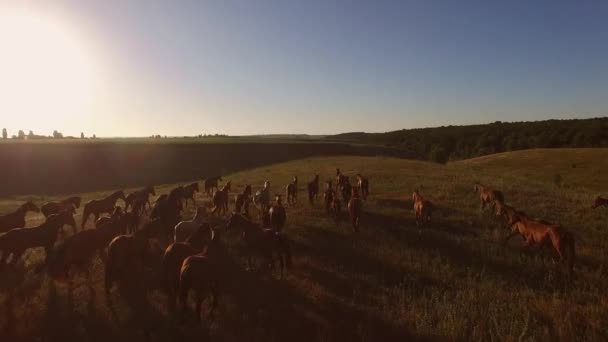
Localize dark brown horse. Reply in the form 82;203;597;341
269;195;287;232
341;178;352;203
412;190;433;226
473;183;504;210
204;176;222;196
151;190;184;240
235;185;252;217
82;190;126;229
0;210;76;268
336;168;348;188
324;181;341;224
356;174;369;200
226;213;292;278
0;201;40;233
182;182;200;208
212;181;232;216
347;187;362;232
41;197;80;218
307;174;319;205
286;176;298;205
592;196;608;209
125;186;155;212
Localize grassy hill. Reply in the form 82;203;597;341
1;149;607;341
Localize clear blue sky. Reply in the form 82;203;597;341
2;0;608;136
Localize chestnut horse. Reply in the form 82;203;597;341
336;168;348;188
235;185;252;217
503;211;575;275
41;197;80;218
212;181;232;216
0;210;76;268
226;213;292;278
473;183;504;210
125;186;155;212
356;174;369;200
82;190;126;229
182;182;200;208
495;201;518;227
286;176;298;205
204;176;222;196
412;190;432;226
592;196;608;209
269;195;287;232
307;174;319;205
0;201;40;233
347;187;362;232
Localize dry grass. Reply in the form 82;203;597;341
1;149;607;341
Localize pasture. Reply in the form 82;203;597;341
0;148;607;341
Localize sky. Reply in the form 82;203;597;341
1;0;607;137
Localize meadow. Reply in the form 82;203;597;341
0;148;607;341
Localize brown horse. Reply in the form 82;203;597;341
356;174;369;200
347;187;362;232
269;195;287;232
204;176;222;196
82;190;126;229
341;178;352;203
41;197;81;218
212;181;232;216
473;183;504;210
182;182;200;208
226;213;292;278
307;174;319;205
336;168;348;188
495;201;518;227
285;176;298;205
0;210;76;268
592;196;608;209
125;186;155;212
503;211;575;275
324;182;341;224
235;185;252;216
412;190;432;226
0;201;40;233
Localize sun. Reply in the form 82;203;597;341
0;8;100;135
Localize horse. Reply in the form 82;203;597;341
0;201;40;233
356;174;369;200
0;210;76;268
151;189;184;237
82;190;126;229
269;195;287;232
235;185;252;217
307;174;319;205
503;211;575;275
162;224;213;311
204;176;222;196
495;201;518;227
182;182;200;208
412;190;432;226
336;168;348;188
324;182;341;224
253;181;271;216
473;183;504;210
592;196;608;209
41;197;80;218
341;178;352;203
286;176;298;205
226;213;292;278
125;186;155;212
174;207;208;242
347;187;362;232
212;181;232;216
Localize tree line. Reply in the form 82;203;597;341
1;128;95;140
326;117;608;163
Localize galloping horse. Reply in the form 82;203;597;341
412;190;432;226
341;177;352;203
269;195;287;232
174;207;207;242
347;187;362;232
82;190;126;229
286;176;298;205
253;181;271;214
226;213;292;278
503;210;575;275
0;210;76;268
212;181;232;216
592;196;608;209
356;174;369;200
125;186;155;213
182;182;200;208
235;185;252;217
0;201;40;233
204;176;222;196
307;174;319;205
41;197;80;218
473;183;504;210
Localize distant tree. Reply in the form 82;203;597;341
429;145;448;164
53;130;63;139
92;134;97;139
17;130;25;139
28;130;34;139
2;128;7;139
81;132;85;139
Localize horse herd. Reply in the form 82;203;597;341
0;168;606;322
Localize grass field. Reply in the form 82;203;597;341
1;148;607;341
